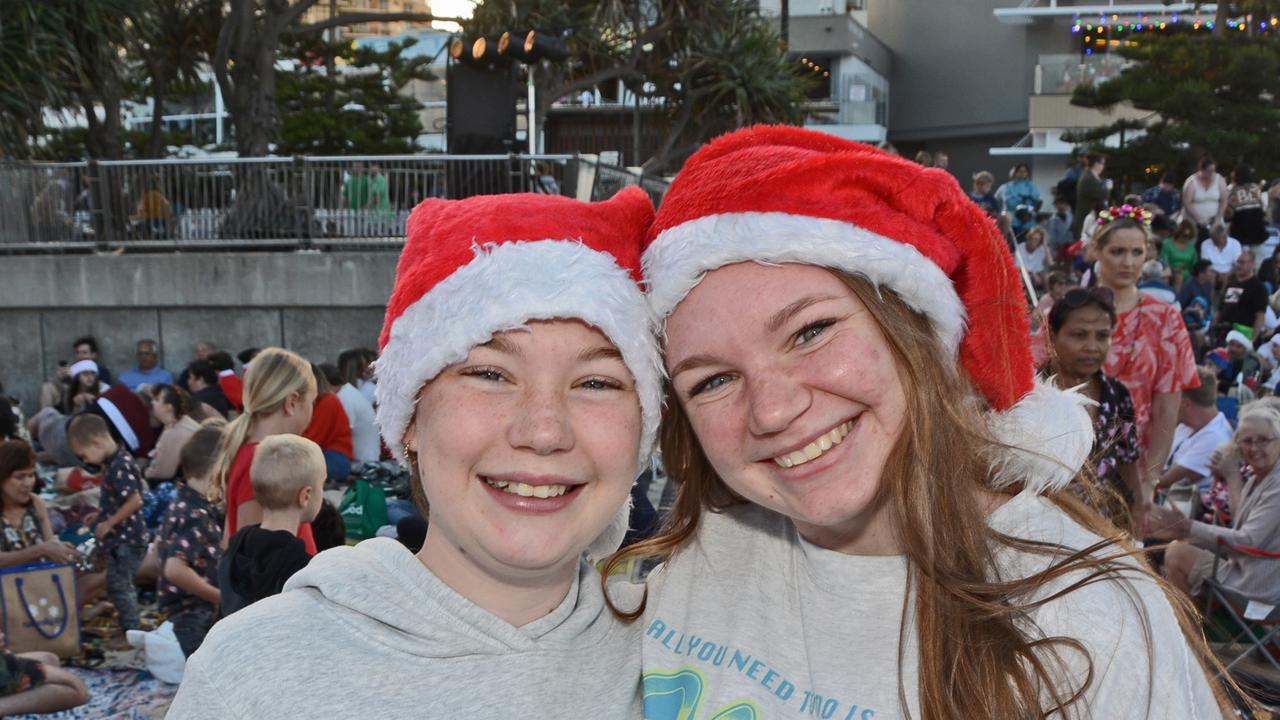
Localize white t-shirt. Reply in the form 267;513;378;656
337;383;380;465
639;492;1221;719
1017;243;1049;273
1200;236;1242;274
1165;413;1234;482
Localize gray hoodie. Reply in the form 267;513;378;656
168;538;642;718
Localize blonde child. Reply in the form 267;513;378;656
218;435;324;615
209;348;317;554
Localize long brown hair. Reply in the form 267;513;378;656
605;271;1238;718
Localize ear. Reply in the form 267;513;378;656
297;483;313;509
403;416;418;454
284;390;301;417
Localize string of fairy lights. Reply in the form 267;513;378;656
1073;11;1280;54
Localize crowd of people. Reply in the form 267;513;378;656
0;335;403;714
0;129;1277;716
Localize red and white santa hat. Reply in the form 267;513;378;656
376;187;663;558
643;125;1093;494
88;384;158;458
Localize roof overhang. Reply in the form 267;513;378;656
994;3;1215;24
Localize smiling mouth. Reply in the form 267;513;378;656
772;420;855;469
480;477;577;499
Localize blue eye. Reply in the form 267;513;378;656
462;367;505;382
689;373;733;397
795;320;835;346
578;377;623;391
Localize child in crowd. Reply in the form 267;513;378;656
67;414;147;638
0;635;88;716
156;420;226;657
218;434;323;616
209;347;318;555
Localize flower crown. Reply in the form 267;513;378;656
1096;204;1153;227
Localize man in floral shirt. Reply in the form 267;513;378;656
156;422;224;657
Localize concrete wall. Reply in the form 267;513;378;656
0;252;397;416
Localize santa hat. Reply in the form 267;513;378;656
375;187;663;560
68;359;99;378
87;384;157;458
643;125;1093;494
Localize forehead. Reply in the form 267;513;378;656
1060;305;1112;327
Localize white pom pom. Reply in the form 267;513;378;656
988;376;1096;494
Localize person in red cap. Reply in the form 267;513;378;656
170;188;662;718
606;126;1232;718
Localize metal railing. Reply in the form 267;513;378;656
0;154;668;251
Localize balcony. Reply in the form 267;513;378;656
1033;53;1132;95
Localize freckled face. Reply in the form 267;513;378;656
664;263;906;552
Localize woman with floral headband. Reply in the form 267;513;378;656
1090;205;1199;532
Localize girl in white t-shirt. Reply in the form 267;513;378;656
610;126;1241;719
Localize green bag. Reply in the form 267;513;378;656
338;480;389;541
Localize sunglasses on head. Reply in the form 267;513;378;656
1061;286;1115;309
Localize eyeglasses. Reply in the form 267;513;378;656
1238;436;1279;448
1061;286;1115;309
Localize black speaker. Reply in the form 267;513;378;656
446;61;519;198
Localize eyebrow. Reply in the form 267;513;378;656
478;334;523;357
668;353;722;378
765;294;841;334
578;344;623;363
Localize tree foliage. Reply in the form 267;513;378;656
466;0;810;171
1070;30;1280;189
276;35;434;155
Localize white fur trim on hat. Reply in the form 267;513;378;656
376;240;663;559
96;396;140;452
988;376;1095;494
1226;329;1252;348
69;359;99;378
643;212;967;354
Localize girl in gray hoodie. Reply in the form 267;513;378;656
169;187;663;719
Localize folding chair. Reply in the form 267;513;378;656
1201;538;1280;685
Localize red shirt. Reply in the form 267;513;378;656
302;393;353;459
218;372;244;412
225;442;316;555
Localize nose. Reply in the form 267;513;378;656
744;371;811;437
507;385;575;455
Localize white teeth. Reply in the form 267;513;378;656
772;420;855;469
483;478;569;498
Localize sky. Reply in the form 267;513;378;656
431;0;475;31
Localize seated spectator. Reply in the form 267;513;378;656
1200;222;1243;286
301;365;353;483
1016;226;1049;288
1039;286;1142;532
1212;330;1263;395
61;360;107;415
1044;196;1074;263
186;361;231;418
1160;368;1234;492
999;163;1042;237
335;350;379;467
207;351;243;414
1152;405;1280;605
192;341;212;363
968;170;1000;218
24;408;78;468
0;642;89;716
157;421;226;657
1214;250;1268;343
1142;171;1182;217
37;364;70;412
0;440;108;605
72;336;113;386
146;384;201;483
1161;219;1199;292
357;348;377;407
1138;259;1179;308
217;435;322;616
118;339;175;391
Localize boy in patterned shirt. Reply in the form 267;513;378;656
68;414;147;636
157;421;225;657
